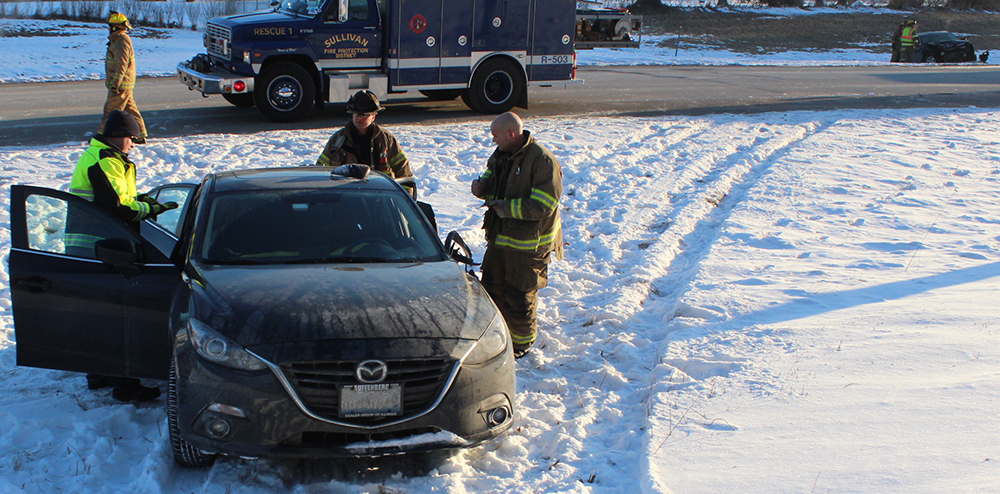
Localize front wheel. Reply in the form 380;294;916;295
924;52;938;64
463;58;525;114
254;62;315;122
168;362;217;468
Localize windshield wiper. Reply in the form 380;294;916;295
284;256;391;264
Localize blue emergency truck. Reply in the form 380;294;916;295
177;0;639;122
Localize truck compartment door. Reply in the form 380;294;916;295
440;0;473;85
390;0;443;86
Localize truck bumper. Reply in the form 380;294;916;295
177;62;255;95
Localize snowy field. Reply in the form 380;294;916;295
2;107;1000;494
2;15;1000;494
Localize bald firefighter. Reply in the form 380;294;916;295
471;112;563;358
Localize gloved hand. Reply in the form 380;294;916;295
150;201;179;216
487;199;512;218
136;193;153;204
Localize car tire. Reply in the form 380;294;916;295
222;93;255;107
168;362;217;468
419;89;464;101
463;58;524;114
254;61;315;122
925;53;939;64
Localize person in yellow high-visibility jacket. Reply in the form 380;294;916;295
900;19;918;63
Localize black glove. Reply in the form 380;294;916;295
150;201;179;216
136;193;153;204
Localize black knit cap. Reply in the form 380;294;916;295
103;110;140;139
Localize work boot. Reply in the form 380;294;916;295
112;378;161;402
513;343;532;359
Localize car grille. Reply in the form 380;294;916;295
282;359;456;425
206;23;231;59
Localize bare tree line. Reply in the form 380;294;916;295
0;0;262;30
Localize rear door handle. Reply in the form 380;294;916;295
14;277;52;292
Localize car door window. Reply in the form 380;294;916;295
146;185;195;237
25;192;136;259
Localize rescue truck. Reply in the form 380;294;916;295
177;0;640;122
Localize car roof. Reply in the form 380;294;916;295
206;166;401;194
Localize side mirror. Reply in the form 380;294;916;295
94;238;141;278
444;231;476;267
338;0;349;22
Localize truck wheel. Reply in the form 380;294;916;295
222;93;255;107
464;58;524;114
254;62;315;122
168;362;216;468
419;89;463;101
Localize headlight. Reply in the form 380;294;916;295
187;318;267;371
465;314;509;365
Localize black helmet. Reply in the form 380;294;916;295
102;110;141;139
346;90;383;114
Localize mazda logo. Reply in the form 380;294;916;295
356;360;388;383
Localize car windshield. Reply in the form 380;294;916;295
920;32;959;44
277;0;324;16
197;188;444;265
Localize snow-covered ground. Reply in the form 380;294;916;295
2;16;1000;494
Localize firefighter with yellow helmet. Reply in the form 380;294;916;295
100;11;147;144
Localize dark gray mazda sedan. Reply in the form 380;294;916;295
9;167;515;467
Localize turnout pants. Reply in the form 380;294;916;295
99;88;147;138
480;245;549;349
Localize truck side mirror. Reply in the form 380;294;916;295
339;0;349;22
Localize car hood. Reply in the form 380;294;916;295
189;261;497;347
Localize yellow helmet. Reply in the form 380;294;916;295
108;12;131;29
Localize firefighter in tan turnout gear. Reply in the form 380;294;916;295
471;112;563;358
100;12;147;144
316;90;414;196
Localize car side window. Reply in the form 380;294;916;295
146;186;193;237
24;192;136;259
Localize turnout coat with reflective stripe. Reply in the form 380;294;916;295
69;137;150;223
316;123;412;179
106;29;136;90
478;132;563;260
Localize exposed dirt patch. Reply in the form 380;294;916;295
630;7;1000;54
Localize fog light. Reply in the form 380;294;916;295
207;418;231;438
193;404;249;442
487;406;510;427
234;80;246;92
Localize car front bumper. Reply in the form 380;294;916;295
173;342;516;459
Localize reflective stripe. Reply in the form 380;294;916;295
511;198;523;220
530;188;558;211
69;188;95;201
65;232;101;249
496;222;560;252
510;332;536;345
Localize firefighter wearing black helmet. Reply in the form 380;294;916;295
316;90;414;195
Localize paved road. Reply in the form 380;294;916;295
2;65;999;146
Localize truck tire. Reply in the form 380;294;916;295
463;58;524;114
254;62;315;122
222;93;255;107
419;89;464;101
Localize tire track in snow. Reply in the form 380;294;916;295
517;116;827;494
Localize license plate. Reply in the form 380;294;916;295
339;383;402;418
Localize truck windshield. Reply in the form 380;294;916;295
277;0;324;16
